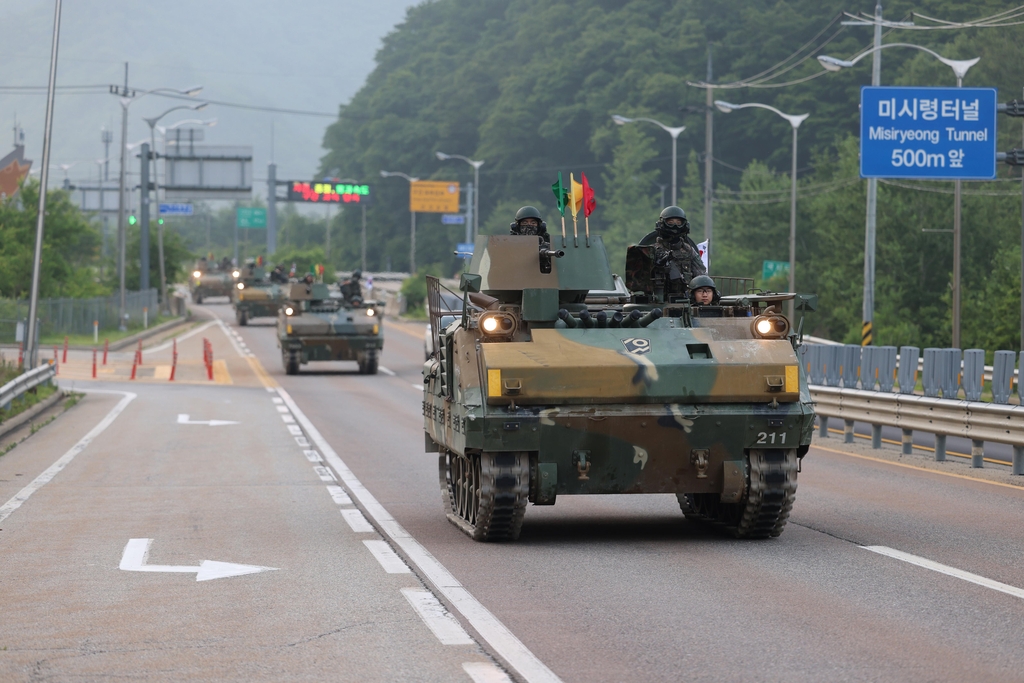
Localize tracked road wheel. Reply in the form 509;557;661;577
283;352;300;375
439;450;528;541
358;349;379;375
237;310;248;326
678;448;797;539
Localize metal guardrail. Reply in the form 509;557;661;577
810;385;1024;475
0;363;57;413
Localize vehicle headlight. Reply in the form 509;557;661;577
193;270;202;278
237;282;245;290
751;315;789;339
284;306;294;316
366;308;375;317
479;312;517;338
232;270;240;278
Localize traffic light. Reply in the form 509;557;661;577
158;218;164;225
128;214;137;226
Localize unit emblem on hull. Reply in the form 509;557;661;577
622;337;651;355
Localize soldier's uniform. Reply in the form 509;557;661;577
339;275;362;303
652;235;706;299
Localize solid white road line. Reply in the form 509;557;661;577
463;662;514;683
378;366;396;376
402;588;474;645
326;485;352;505
341;508;375;533
863;546;1024;600
0;390;136;525
277;387;563;683
364;540;412;574
146;320;217;354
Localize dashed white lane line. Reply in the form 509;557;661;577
863;546;1024;600
326;485;351;505
463;662;514;683
277;387;563;683
313;466;336;482
340;508;375;533
0;390;136;524
276;405;289;413
411;383;423;392
281;414;296;424
305;450;323;463
287;425;303;436
272;397;283;404
295;436;310;447
402;588;474;645
378;366;396;376
364;540;412;574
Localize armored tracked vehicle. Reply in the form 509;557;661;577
232;260;287;325
422;234;815;541
190;258;235;304
277;282;384;375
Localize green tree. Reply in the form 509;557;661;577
600;125;660;273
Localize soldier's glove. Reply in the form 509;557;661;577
654;251;672;267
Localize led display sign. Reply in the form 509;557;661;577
287;181;371;203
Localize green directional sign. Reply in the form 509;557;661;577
761;260;790;282
236;207;267;229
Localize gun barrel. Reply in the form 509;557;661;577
638;308;663;328
541;248;565;258
557;308;578;328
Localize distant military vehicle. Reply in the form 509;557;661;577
277;282;384;375
422;234;815;542
232;259;287;325
190;257;235;304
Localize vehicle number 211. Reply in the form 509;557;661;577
756;431;786;445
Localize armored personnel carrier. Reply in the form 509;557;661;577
277;282;384;375
232;259;287;325
190;257;235;304
422;234;815;541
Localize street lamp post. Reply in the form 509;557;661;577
611;115;686;207
380;170;420;273
715;101;808;318
110;77;203;329
819;42;979;348
143;103;208;315
436;152;484;242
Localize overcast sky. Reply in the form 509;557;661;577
0;0;418;194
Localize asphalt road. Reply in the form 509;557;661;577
2;302;1024;682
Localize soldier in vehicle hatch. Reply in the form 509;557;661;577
650;206;706;299
689;274;720;306
510;206;549;240
339;270;363;304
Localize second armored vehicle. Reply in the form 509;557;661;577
277;282;384;375
232;259;287;325
423;234;815;542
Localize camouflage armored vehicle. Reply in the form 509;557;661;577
422;234;815;541
232;259;287;325
277;282;384;375
190;257;236;304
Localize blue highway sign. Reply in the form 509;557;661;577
861;86;997;180
455;242;474;258
442;214;466;225
159;202;194;216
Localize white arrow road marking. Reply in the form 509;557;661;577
176;414;239;426
863;546;1024;600
119;539;277;582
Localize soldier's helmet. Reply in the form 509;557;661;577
511;206;548;236
351;270;362;280
656;206;689;241
689;274;715;291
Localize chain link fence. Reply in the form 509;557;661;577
0;289;158;343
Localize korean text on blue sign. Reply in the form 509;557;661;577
860;86;997;180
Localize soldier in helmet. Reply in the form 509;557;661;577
340;269;363;304
689;274;720;306
651;206;706;300
510;206;548;238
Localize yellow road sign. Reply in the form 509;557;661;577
410;180;460;213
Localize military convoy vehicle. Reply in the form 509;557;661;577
190;258;236;304
232;259;287;325
422;234;815;542
277;282;384;375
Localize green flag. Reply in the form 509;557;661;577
551;172;568;216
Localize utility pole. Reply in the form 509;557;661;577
139;143;150;292
465;182;474;247
25;0;62;368
704;46;714;270
361;203;367;272
116;63;129;330
862;1;883;347
267;162;277;255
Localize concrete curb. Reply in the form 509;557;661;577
0;389;65;441
50;316;191;353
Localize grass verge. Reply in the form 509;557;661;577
39;315;180;347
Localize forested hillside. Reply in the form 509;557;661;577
318;0;1024;349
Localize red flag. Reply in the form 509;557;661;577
581;172;596;217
